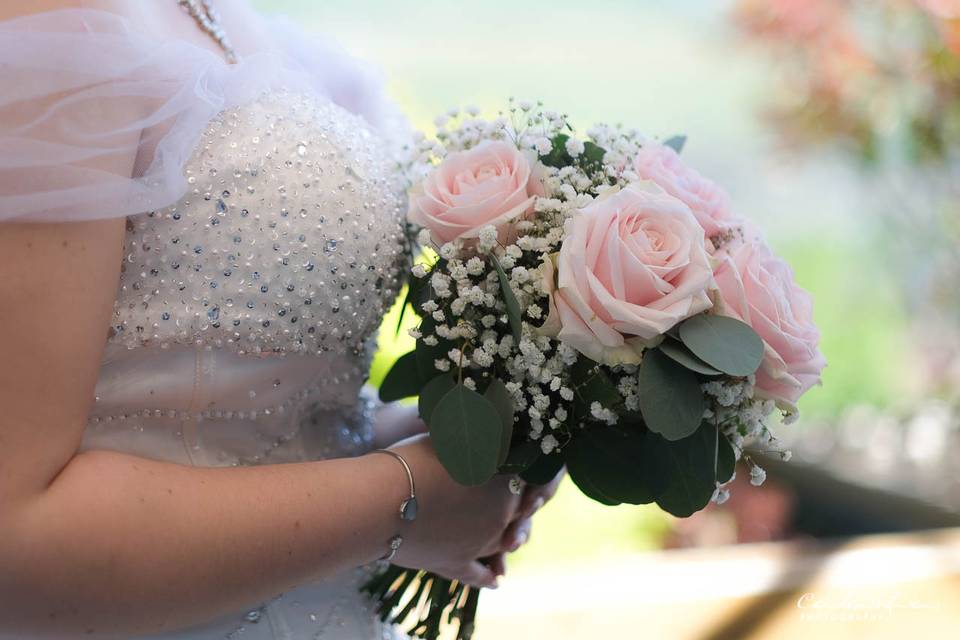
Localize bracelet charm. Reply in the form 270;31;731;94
380;534;403;562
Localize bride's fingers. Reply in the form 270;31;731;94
501;516;532;552
456;560;499;589
513;470;565;521
515;492;545;521
483;552;507;578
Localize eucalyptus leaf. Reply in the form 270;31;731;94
378;351;421;402
429;385;503;486
418;374;455;424
678;314;764;377
484;378;515;465
638;349;706;441
663;135;687;153
566;426;654;505
571;358;622;414
641;424;717;517
581;141;606;168
567;462;620;506
715;428;736;484
499;440;541;474
519;450;564;485
658;339;723;376
541;133;573;168
490;254;523;342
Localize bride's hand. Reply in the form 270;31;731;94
482;469;564;580
386;434;522;589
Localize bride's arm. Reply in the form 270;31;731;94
0;222;514;638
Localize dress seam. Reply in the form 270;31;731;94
180;346;206;466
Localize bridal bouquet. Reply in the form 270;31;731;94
363;100;826;639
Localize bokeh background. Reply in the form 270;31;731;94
253;1;960;637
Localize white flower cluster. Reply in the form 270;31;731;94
502;334;580;440
584;124;646;184
699;377;795;503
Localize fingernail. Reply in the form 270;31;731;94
530;496;545;515
488;578;500;589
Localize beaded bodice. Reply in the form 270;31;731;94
111;88;406;359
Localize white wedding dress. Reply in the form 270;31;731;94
0;5;411;639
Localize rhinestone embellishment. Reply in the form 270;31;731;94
111;89;407;357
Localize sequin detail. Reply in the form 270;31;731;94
111;88;406;357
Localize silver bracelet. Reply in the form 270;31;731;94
370;448;418;561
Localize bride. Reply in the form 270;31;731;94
0;1;560;638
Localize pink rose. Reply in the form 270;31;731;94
407;140;543;246
542;182;715;365
713;239;826;410
632;142;740;240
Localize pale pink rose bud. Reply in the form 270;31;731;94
632;142;741;240
407;140;544;247
713;239;827;410
541;182;715;366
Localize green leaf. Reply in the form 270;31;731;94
499;440;541;474
484;378;515;465
541;133;573;168
418;374;455;424
490;253;523;342
429;385;503;486
641;424;717;517
395;272;428;333
663;135;687;153
658;339;723;376
678;314;764;377
638;349;706;441
567;462;620;506
581;141;606;167
572;358;622;409
519;450;564;485
716;429;736;484
566;426;654;505
378;351;421;402
395;286;411;334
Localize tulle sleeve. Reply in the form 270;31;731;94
0;10;225;222
0;7;409;223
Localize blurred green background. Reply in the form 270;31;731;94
254;0;915;568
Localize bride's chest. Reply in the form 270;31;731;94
111;90;407;357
